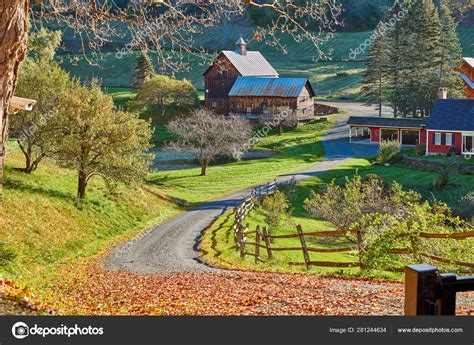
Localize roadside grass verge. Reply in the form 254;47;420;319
201;158;474;278
0;146;181;305
147;120;331;204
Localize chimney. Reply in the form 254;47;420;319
235;35;247;56
437;87;448;100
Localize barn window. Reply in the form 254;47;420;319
434;133;441;145
211;102;217;108
445;133;452;146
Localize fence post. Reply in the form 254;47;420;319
262;226;273;260
255;225;261;264
239;223;249;259
404;264;438;315
296;225;310;270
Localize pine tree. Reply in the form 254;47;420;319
132;52;155;90
438;3;464;98
384;0;410;117
397;0;442;117
362;21;390;117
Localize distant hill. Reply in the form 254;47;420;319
58;26;474;99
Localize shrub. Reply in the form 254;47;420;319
433;168;449;190
260;191;291;235
377;140;401;165
414;144;426;156
446;145;457;157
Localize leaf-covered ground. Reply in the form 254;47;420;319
52;266;473;316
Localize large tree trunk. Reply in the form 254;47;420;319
0;0;29;200
77;170;88;202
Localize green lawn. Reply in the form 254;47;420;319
0;144;181;303
201;158;474;278
148;121;331;204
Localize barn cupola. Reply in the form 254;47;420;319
235;36;247;56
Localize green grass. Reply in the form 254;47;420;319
201;158;474;278
0;144;181;301
59;26;474;100
148;121;331;204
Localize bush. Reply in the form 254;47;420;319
260;191;291;235
433;168;449;190
446;145;457;157
414;144;426;156
336;71;350;78
377;140;401;165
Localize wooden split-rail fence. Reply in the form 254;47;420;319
233;183;474;270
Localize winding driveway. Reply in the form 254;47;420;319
105;103;382;274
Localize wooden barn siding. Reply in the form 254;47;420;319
204;54;241;114
460;62;474;99
229;96;297;114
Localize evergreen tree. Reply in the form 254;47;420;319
397;0;442;117
438;3;464;98
385;0;410;117
362;21;391;117
132;52;155;90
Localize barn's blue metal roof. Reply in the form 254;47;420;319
228;77;315;98
425;99;474;131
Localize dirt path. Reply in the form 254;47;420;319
105;106;377;274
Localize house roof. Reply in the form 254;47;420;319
463;57;474;68
425;99;474;131
220;50;279;77
347;116;426;129
228;77;315;98
11;96;37;111
461;73;474;90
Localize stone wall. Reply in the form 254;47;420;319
401;155;474;175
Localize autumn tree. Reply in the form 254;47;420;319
167;108;252;176
0;0;342;200
54;81;153;201
132;51;155;90
10;29;68;173
131;75;199;122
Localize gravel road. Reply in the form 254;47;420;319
105;103;379;274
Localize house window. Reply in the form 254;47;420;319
445;133;453;146
211;102;217;108
434;133;442;145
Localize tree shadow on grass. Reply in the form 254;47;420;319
4;177;76;203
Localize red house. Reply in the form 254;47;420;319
460;57;474;99
348;90;474;156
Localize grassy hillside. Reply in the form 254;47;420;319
0;143;180;302
59;26;474;99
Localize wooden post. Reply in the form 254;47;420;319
255;225;261;264
296;225;310;270
404;264;438;315
438;273;457;315
239;223;249;259
262;226;273;260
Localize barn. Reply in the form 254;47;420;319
203;37;278;114
347;88;474;156
460;57;474;99
203;37;315;119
